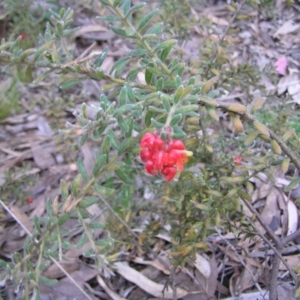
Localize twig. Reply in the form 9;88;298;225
204;0;247;77
214;227;265;297
50;256;94;300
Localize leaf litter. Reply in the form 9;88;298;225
1;0;300;299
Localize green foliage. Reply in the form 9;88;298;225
0;0;299;298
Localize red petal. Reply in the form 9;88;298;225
145;160;157;175
140;149;151;162
161;166;176;181
167;139;185;151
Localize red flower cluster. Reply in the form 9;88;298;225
140;132;191;181
234;156;242;165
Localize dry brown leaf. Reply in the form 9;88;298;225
114;262;189;299
10;205;33;234
287;200;298;235
133;257;170;275
273;20;300;37
97;275;126;300
194;254;211;279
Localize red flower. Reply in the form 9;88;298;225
140;132;192;181
27;197;33;204
20;33;27;40
234;156;242;165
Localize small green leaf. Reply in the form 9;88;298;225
137;9;159;32
77;232;87;249
102;135;111;156
88;222;105;229
118;137;135;154
60;79;79;90
156;78;164;91
94;46;109;68
151;118;164;129
175;104;198;114
110;56;130;75
96;15;120;22
110;25;134;38
170;114;182;126
113;104;135;116
77;157;90;182
174;85;184;103
119;86;127;106
78;196;98;208
173;125;186;139
144;110;153;127
161;95;171;112
125;3;146;18
60;179;68;200
94;184;116;196
160;45;172;61
188;77;195;86
202;76;218;94
285;177;300;192
154;39;177;52
115;169;133;184
125;83;135;103
93;154;107;177
58;213;70;226
71;175;82;197
118;115;129;133
108;129;119;150
146;22;163;35
39;276;57;286
145;68;153;85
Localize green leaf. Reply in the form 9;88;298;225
94;46;109;68
102;135;111;156
146;22;163;35
154;39;177;52
113;104;135;116
76;232;87;249
161;94;170;112
78;196;98;208
137;9;159;32
110;25;134;38
0;259;10;269
175;104;198;114
118;115;129;133
98;0;109;5
60;79;79;90
188;77;195;86
125;83;135;103
118;137;135;154
125;3;145;18
119;86;127;106
77;157;90;182
126;66;143;81
88;221;105;229
94;184;116;196
57;213;70;226
151;118;164;129
170;114;182;126
202;76;218;94
110;56;130;75
174;85;184;103
108;129;119;150
96;15;120;22
115;169;133;184
173;125;186;139
39;276;58;286
285;177;300;192
145;68;153;85
160;45;172;61
156;78;164;92
129;49;148;56
144;110;153;127
123;0;131;15
93;154;107;177
60;179;68;200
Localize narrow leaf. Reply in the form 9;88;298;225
285;177;300;192
137;9;159;32
202;76;218;94
77;158;90;182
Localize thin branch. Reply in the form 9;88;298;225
50;256;94;300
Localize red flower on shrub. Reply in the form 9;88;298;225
234;156;242;165
140;132;192;181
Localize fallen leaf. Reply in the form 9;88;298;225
114;262;189;299
273;20;300;38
